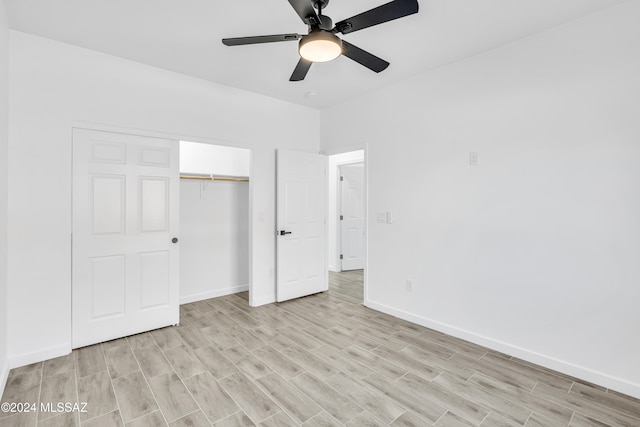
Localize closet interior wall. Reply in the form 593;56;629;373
179;142;250;303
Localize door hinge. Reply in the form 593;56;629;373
340;254;343;259
340;176;344;181
340;215;343;220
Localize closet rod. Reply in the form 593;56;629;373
180;174;249;182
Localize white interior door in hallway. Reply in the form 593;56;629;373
72;128;180;348
276;149;327;302
340;163;365;271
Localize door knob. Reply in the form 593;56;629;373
279;230;292;236
172;237;179;243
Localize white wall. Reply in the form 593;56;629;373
180;179;249;303
180;141;250;177
8;31;319;367
327;151;364;272
320;2;640;398
0;0;9;396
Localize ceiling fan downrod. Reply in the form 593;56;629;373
313;0;330;14
313;0;334;30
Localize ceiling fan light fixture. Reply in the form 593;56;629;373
299;30;342;62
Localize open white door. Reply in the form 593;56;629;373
72;128;180;348
340;163;365;271
276;149;327;302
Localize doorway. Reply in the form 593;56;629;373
327;150;366;302
72;128;254;348
179;141;251;305
339;163;365;271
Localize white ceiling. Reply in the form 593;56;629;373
2;0;629;109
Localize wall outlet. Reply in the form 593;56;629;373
386;211;393;224
377;212;386;223
405;279;414;292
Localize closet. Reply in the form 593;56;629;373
179;141;250;303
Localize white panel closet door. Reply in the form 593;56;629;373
72;128;179;348
340;164;365;270
276;149;327;302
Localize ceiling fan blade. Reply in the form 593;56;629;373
222;34;302;46
287;0;321;26
341;40;389;73
290;58;313;81
335;0;419;35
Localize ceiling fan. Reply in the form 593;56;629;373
222;0;419;81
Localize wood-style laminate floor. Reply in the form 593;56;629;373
1;270;639;426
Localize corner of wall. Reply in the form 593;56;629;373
0;361;8;397
0;0;9;398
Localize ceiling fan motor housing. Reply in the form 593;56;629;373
317;15;334;31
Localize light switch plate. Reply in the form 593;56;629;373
469;151;479;166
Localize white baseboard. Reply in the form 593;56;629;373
365;299;640;400
180;284;249;304
0;358;9;398
8;343;71;370
328;265;340;273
